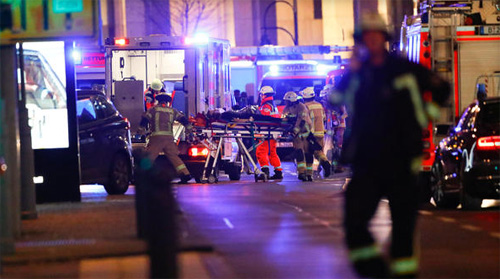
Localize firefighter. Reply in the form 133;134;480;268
282;91;313;182
256;86;283;180
144;79;166;110
301;87;332;178
140;92;192;184
328;12;450;278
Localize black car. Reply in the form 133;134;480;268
77;90;133;194
430;97;500;210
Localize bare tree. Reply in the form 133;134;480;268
170;0;220;36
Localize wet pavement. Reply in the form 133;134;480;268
1;162;499;278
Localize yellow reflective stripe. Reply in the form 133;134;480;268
297;163;306;168
313;131;324;136
308;104;323;110
349;245;381;262
176;164;187;171
152;131;173;136
393;74;428;128
299;132;309;138
155;112;160;132
426;101;440;120
391;257;418;275
306;167;313;170
155;107;173;113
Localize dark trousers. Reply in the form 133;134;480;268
344;163;419;260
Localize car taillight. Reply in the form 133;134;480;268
188;147;209;157
123;117;130;129
477;136;500;150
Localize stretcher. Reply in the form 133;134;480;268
199;118;293;183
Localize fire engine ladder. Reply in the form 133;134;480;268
426;0;472;121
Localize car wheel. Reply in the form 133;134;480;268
430;164;459;209
226;164;241;181
460;167;482;210
104;153;131;195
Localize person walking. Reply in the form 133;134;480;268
301;87;332;178
140;92;193;184
282;91;313;182
256;86;283;180
328;12;450;278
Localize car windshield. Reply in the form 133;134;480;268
261;78;325;105
478;101;500;132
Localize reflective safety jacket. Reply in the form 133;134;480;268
140;103;189;136
329;52;450;165
282;102;312;137
259;96;280;118
304;100;326;137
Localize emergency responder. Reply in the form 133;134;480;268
282;91;313;182
301;87;331;178
140;92;193;184
328;12;450;278
256;86;283;180
144;79;166;110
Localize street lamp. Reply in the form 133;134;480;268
261;0;298;46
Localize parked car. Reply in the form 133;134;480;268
77;90;133;194
430;97;500;210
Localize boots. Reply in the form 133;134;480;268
321;160;332;178
269;170;283;180
179;174;192;184
306;175;313;182
298;173;308;181
261;167;270;178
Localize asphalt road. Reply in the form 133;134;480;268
177;162;500;279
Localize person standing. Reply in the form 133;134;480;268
144;79;166;111
140;92;193;184
282;91;313;182
329;13;450;278
256;86;283;180
301;87;331;178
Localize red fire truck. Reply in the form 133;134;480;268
401;0;500;199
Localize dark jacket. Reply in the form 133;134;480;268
330;53;450;166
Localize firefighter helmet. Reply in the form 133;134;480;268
320;84;334;98
155;92;172;103
354;12;391;40
283;91;298;102
259;86;275;95
151;79;164;91
301;87;315;99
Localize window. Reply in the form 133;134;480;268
313;0;322;19
77;98;97;124
95;95;118;118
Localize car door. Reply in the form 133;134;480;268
77;97;99;183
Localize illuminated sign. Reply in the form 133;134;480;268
0;0;96;44
279;64;316;72
80;52;105;67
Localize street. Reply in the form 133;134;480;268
177;162;500;278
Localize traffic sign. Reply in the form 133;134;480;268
0;0;96;44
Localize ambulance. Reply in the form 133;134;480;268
103;34;241;182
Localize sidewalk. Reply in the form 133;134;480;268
1;185;213;278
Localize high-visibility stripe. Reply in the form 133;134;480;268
393;74;428;128
391;257;418;276
155;107;173;113
306;167;313;170
313;131;324;136
261;165;269;168
176;164;187;171
152;131;173;136
307;104;324;110
155;112;161;132
349;245;381;262
275;166;282;171
299;132;309;138
297;163;306;168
